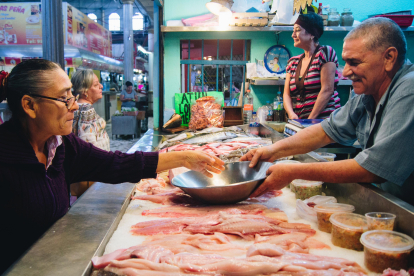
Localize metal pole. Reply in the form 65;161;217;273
101;9;105;29
122;0;134;85
42;0;64;68
201;40;204;93
153;2;160;128
216;40;219;91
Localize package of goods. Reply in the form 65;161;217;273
189;96;224;130
295;195;337;222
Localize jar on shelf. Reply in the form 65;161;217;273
327;8;340;26
340;8;354;26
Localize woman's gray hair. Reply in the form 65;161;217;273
344;17;407;65
71;69;95;97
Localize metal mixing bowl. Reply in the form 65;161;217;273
171;161;273;205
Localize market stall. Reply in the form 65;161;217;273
4;125;414;276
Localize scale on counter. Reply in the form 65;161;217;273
284;119;324;137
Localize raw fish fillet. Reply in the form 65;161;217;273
136;177;166;193
131;212;315;239
142;233;245;256
255;233;330;252
132;188;200;205
246;190;283;203
247;244;366;274
142;203;285;220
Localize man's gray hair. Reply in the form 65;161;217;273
344;17;407;65
71;69;95;97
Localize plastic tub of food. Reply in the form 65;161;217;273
360;230;414;273
316;152;336;161
314;203;355;233
276;160;301;189
365;212;396;231
330;213;368;251
290;179;323;200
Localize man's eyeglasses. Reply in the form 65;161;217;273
30;94;79;110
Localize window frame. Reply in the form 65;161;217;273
132;13;144;30
180;39;250;96
108;13;120;31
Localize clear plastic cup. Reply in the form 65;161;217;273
330;213;368;251
360;230;414;273
290;179;323;200
316;152;336;161
365;212;396;231
314;203;355;233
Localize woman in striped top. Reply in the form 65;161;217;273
284;13;341;119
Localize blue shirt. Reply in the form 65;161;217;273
321;60;414;205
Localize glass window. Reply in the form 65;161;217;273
180;39;250;99
87;13;97;23
133;13;144;30
109;13;120;31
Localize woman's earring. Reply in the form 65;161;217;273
85;93;88;98
311;37;314;40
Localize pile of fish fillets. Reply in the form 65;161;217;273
91;173;368;276
157;126;270;162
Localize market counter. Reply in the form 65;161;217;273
5;127;414;275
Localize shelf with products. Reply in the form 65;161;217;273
161;26;414;33
249;78;353;86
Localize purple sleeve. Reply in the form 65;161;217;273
64;133;158;183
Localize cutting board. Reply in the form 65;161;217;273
163;126;188;133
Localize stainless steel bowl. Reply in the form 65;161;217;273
171;161;273;205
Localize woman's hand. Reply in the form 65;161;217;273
239;145;278;168
182;151;225;178
288;112;299;119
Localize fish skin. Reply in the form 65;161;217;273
182;132;237;144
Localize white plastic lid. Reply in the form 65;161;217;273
314;203;355;213
276;160;301;164
316;152;337;157
330;212;368;231
291;179;323;187
361;230;414;252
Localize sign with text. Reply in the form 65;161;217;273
0;3;42;45
174;92;224;126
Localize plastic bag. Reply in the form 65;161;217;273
189;96;224;130
270;0;299;25
296;195;337;222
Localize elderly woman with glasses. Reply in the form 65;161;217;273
0;59;225;274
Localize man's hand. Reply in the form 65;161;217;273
250;164;292;197
240;146;278;168
182;151;225;178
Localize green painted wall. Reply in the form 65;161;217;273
161;0;414;122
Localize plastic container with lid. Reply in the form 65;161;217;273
316;152;336;162
340;8;354;26
360;230;414;273
327;8;340;26
365;212;396;231
290;179;323;200
314;203;355;233
330;213;368;251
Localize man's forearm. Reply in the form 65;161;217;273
270;124;334;159
285;159;383;184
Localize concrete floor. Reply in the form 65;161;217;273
106;117;154;153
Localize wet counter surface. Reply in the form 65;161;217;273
6;126;414;275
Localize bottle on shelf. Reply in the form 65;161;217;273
273;91;285;122
249;111;260;135
266;100;273;121
243;89;253;124
318;3;323;15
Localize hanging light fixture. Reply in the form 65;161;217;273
205;0;234;15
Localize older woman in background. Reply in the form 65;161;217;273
71;69;110;151
0;59;224;273
284;12;341;119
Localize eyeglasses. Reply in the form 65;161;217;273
30;94;79;110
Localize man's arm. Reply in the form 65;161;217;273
250;159;384;197
241;124;334;167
